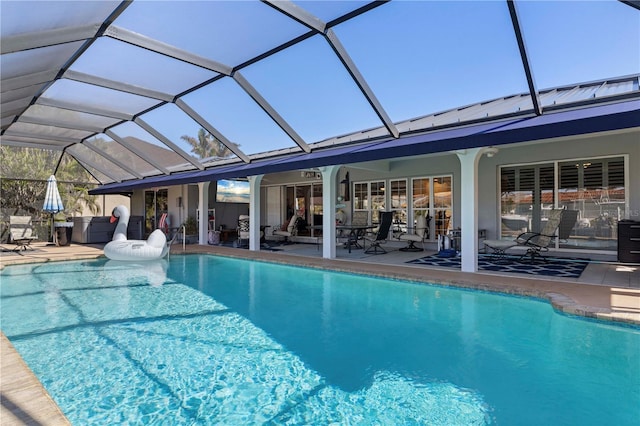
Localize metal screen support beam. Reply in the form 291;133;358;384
233;72;310;153
507;0;542;116
1;70;59;92
325;29;399;138
0;140;67;150
619;1;640;11
265;1;398;139
105;129;170;175
134;117;205;170
105;25;233;75
1;24;101;54
175;98;251;163
37;97;133;121
1;98;34;119
64;70;174;102
2;131;78;144
18;116;104;133
263;1;326;33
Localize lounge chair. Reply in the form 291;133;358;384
273;215;300;243
397;213;430;252
484;208;565;263
558;209;579;242
516;209;564;263
9;215;38;251
364;211;394;254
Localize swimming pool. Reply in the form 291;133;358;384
1;254;638;425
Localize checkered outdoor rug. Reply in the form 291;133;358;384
407;254;588;278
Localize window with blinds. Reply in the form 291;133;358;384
501;156;626;251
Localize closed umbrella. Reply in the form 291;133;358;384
43;175;64;243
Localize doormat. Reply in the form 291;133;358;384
406;254;588;278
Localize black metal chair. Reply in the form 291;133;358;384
364;211;394;254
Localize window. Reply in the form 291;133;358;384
412;177;430;236
558;157;625;250
433;176;453;236
389;179;407;227
355;176;452;237
500;164;554;237
353;180;385;224
501;156;626;251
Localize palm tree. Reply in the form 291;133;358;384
180;128;233;159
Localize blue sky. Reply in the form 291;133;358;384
56;1;639;158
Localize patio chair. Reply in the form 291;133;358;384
9;215;38;251
516;208;564;263
273;215;300;243
351;211;369;226
237;215;250;248
398;213;430;252
344;211;369;245
364;211;394;254
558;209;579;242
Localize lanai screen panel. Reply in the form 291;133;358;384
85;135;163;178
4;121;93;144
180;78;300;156
107;121;198;174
517;1;639;90
334;1;531;124
1;42;85;123
112;1;309;66
0;146;63;181
139;103;240;163
20;104;121;133
68;37;220;96
242;34;383;144
0;1;118;36
66;144;136;183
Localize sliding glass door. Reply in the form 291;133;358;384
500;156;626;251
144;188;168;237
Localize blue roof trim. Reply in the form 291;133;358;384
90;100;640;195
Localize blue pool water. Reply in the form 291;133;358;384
1;254;638;425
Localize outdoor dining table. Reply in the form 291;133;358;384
336;224;376;253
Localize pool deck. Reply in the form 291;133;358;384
1;241;639;424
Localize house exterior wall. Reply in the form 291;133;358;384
126;129;637;253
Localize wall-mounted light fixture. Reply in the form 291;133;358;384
340;171;350;201
485;147;499;158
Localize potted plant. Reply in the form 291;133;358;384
182;216;198;244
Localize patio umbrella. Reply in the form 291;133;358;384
43;175;64;243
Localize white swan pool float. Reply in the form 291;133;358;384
104;205;170;261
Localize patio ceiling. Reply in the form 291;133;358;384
1;0;639;188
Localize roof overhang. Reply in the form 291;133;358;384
90;99;640;195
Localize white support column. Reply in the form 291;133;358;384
248;175;263;251
320;165;341;259
197;181;210;245
456;148;483;272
